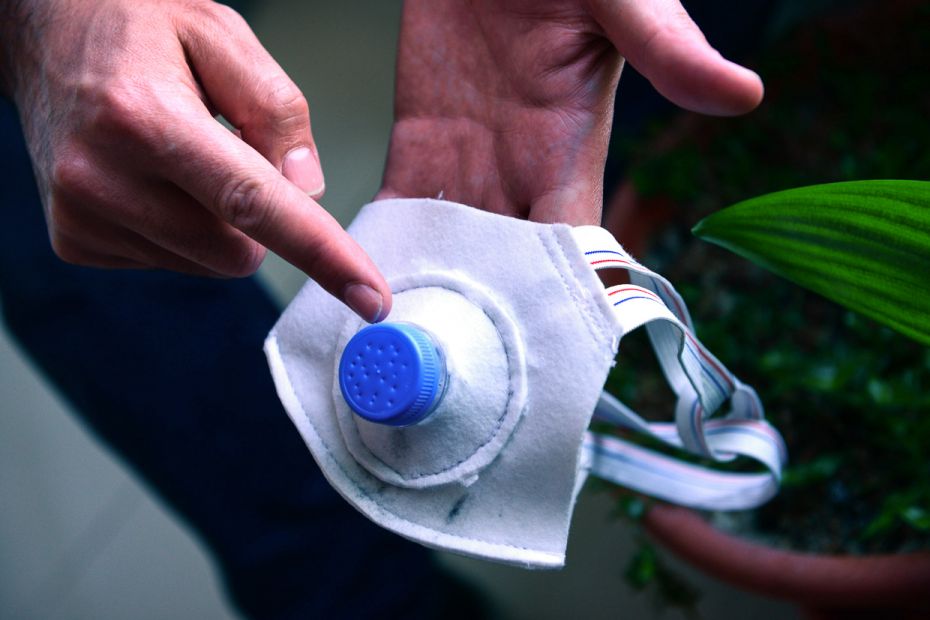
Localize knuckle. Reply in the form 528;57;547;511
209;2;249;29
48;152;94;201
183;2;250;51
85;80;159;145
90;84;136;133
214;175;276;234
257;75;309;126
184;0;244;26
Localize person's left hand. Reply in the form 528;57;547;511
377;0;764;225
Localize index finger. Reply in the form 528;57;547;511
165;112;390;322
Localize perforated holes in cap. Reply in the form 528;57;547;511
338;323;444;427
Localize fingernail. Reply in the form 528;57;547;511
343;283;384;323
283;147;325;197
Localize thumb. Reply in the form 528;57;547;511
179;4;326;198
590;0;764;116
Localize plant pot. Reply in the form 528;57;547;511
643;504;930;619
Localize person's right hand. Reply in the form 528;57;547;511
378;0;763;228
0;0;389;322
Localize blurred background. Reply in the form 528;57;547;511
3;0;925;617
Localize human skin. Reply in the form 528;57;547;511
0;0;388;321
378;0;764;224
0;0;763;324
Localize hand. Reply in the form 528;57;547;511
0;0;388;321
377;0;764;225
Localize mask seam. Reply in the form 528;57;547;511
539;228;613;357
355;283;515;480
271;334;557;556
337;278;526;484
540;228;618;514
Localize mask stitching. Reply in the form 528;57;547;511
351;284;514;480
268;334;562;559
555;227;616;347
335;277;527;484
343;228;613;483
268;201;626;565
538;227;613;362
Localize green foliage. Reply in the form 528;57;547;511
625;543;658;589
693;180;930;346
779;454;842;488
603;3;930;603
624;538;702;617
864;488;930;541
606;217;930;553
616;495;648;521
689;180;930;547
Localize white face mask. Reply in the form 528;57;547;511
265;198;786;569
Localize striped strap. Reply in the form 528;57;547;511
573;226;786;511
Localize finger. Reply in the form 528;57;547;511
590;0;764;116
55;151;269;277
89;174;269;278
163;111;391;323
50;217;226;277
178;5;325;198
49;233;149;270
133;181;268;277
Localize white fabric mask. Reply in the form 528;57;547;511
265;198;786;569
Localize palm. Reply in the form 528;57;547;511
377;0;764;225
378;0;618;224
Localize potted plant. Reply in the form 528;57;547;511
599;3;930;614
618;180;930;619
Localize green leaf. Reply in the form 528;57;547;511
693;180;930;346
780;454;842;488
902;506;930;531
617;495;647;521
624;544;657;590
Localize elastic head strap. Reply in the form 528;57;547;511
572;226;786;511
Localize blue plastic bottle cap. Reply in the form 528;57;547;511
338;322;447;427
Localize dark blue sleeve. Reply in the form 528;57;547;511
0;96;471;620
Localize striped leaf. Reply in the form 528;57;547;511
692;180;930;346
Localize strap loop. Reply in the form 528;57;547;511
573;226;786;511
